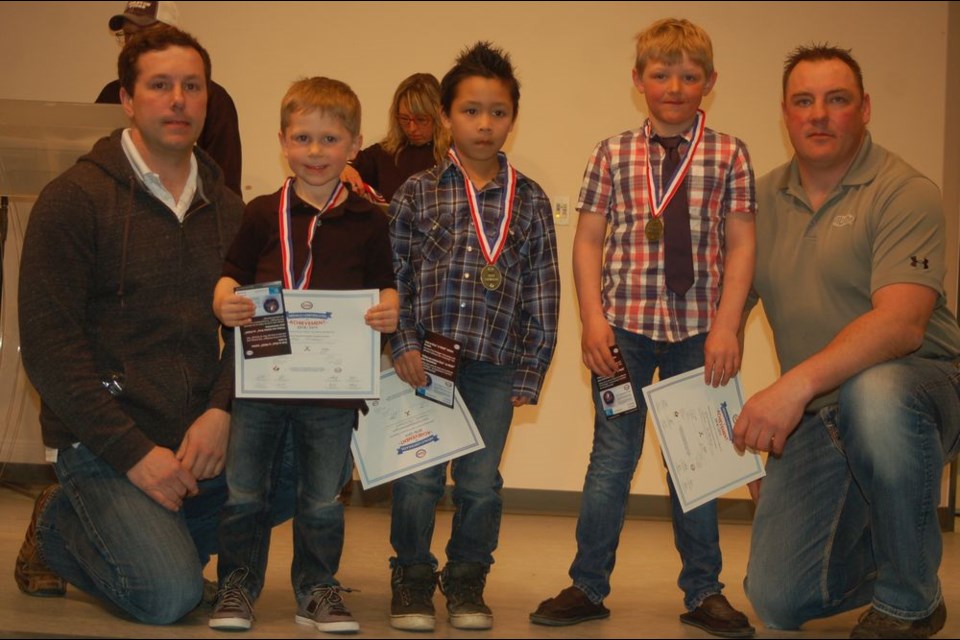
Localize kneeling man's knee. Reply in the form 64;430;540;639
744;572;807;630
127;571;203;624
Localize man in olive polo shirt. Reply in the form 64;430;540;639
733;44;960;639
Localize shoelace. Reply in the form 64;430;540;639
215;568;253;615
309;585;355;614
216;586;253;615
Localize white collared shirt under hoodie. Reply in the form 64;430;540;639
120;128;198;221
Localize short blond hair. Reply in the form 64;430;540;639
280;77;361;137
635;18;714;78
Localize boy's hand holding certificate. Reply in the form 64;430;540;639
236;281;291;359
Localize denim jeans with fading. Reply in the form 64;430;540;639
745;356;960;628
390;358;515;569
569;327;726;611
35;427;298;624
216;399;355;602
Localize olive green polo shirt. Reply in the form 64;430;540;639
753;132;959;410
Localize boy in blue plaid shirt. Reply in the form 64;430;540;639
387;41;560;632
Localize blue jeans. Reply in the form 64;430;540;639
745;356;960;628
35;431;297;624
185;423;298;566
217;400;355;602
390;358;515;569
570;328;723;610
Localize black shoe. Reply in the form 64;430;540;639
389;563;437;632
439;563;493;630
530;585;610;626
679;594;755;638
850;601;946;639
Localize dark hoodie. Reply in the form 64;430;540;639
19;129;243;474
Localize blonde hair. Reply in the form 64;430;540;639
635;18;714;78
280;76;361;137
381;73;449;164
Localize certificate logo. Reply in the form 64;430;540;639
416;449;427;458
262;297;280;314
301;301;314;310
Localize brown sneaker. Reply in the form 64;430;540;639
680;594;755;638
850;601;946;639
530;585;610;626
14;485;66;597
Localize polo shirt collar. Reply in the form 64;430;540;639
288;183;365;220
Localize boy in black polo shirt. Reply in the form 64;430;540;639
208;76;398;634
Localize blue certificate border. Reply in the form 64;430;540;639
644;368;764;510
235;289;379;399
351;370;485;488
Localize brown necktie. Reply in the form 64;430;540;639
657;136;694;296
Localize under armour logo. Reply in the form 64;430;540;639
911;256;929;270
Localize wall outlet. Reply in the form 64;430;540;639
554;196;570;226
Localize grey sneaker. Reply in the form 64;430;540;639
850;601;947;639
439;563;493;630
390;563;437;631
209;570;255;631
295;585;359;634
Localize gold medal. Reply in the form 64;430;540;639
645;217;663;242
480;264;503;290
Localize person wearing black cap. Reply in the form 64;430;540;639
96;1;244;197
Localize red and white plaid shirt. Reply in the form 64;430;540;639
578;120;755;342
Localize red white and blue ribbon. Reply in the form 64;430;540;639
361;182;387;205
278;177;344;289
447;147;516;268
645;109;705;220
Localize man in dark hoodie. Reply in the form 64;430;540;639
14;26;245;625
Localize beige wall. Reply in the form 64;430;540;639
0;1;955;497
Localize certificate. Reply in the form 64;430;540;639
642;367;764;513
351;369;485;489
235;289;380;399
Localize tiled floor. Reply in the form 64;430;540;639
0;484;956;639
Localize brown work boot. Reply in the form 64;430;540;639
13;485;66;597
850;601;946;639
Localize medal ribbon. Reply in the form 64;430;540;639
447;147;516;267
278;177;345;289
645;109;705;221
